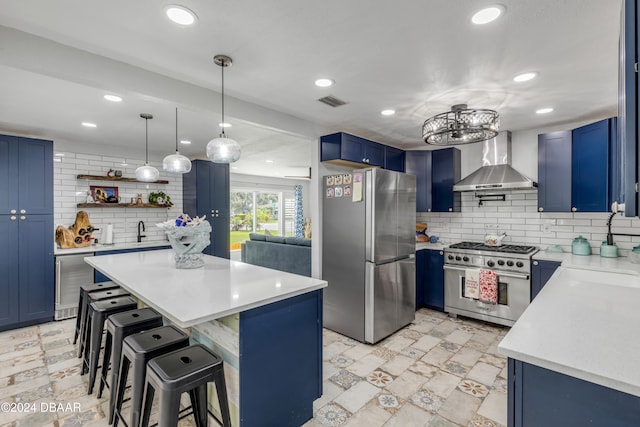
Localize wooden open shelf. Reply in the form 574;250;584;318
76;174;169;184
77;203;171;209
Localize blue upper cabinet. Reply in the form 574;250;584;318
384;145;405;172
572;118;616;212
538;131;572;212
183;160;230;259
405;151;432;212
432;148;461;212
320;132;385;167
538;118;617;213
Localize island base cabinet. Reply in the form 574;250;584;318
508;358;640;427
191;290;323;427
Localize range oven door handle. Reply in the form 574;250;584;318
443;264;530;280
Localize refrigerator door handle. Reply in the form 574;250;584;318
365;169;374;261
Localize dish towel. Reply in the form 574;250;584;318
464;269;479;299
479;269;498;304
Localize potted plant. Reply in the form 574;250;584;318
148;191;173;207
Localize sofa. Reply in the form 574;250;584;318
241;233;311;277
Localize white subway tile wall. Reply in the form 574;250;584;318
54;152;183;245
419;190;640;256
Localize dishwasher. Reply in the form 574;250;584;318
55;253;95;320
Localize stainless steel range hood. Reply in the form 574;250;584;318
453;131;537;192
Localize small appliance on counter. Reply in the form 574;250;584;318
571;236;591;256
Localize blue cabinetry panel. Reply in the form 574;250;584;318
432;148;461;212
538;131;572;212
530;260;561;301
572;119;613;212
384;145;405;172
415;250;426;309
424;249;445;311
183;160;230;258
240;290;322;427
509;358;640;427
0;216;20;327
405;151;432;212
0;135;19;213
320;132;385;168
18;138;53;215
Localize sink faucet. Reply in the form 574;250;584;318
137;221;146;243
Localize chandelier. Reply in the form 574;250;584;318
422;104;499;145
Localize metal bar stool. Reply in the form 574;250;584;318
113;325;189;427
83;296;138;394
140;344;231;427
96;307;164;417
78;287;131;360
73;281;119;345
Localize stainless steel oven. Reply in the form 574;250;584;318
443;242;538;327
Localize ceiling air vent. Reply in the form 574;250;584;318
318;95;347;108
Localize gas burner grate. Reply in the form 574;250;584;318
448;241;537;254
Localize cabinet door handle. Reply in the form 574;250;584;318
439;251;444;255
20;209;26;214
427;209;431;212
448;208;453;212
10;216;16;221
538;207;544;212
362;158;366;163
20;216;26;220
533;260;539;266
571;207;577;212
10;209;16;214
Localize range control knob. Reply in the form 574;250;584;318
516;261;524;268
497;260;505;266
463;256;469;262
448;255;454;260
487;260;495;267
506;260;514;267
455;256;461;261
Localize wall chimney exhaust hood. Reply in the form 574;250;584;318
453;131;537;192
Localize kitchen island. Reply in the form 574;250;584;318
85;249;327;427
498;262;640;426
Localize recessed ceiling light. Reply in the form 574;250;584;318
381;109;396;116
471;5;505;25
219;122;232;128
82;122;97;128
180;140;191;145
536;107;554;114
265;160;274;163
513;72;537;83
104;94;123;102
315;78;334;88
165;5;197;26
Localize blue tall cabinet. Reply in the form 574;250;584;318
183;160;230;259
0;134;54;331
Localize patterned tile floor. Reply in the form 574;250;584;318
0;308;508;427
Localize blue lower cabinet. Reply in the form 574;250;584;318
0;215;21;328
530;260;561;301
415;250;426;309
239;290;322;426
94;246;170;282
508;358;640;427
424;249;445;311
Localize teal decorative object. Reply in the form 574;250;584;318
571;236;591;256
157;217;211;268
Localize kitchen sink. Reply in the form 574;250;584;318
561;267;640;288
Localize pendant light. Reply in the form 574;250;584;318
135;113;160;182
162;108;192;173
206;54;241;163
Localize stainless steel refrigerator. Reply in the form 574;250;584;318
322;168;416;343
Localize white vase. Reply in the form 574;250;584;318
164;221;212;268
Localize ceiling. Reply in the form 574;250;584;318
0;0;622;178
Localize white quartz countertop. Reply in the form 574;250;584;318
416;242;448;251
498;264;640;397
85;249;327;328
55;241;170;256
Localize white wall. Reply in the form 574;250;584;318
54;151;183;245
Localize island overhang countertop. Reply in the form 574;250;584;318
85;249;327;328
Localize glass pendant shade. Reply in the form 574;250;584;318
163;152;192;173
206;136;241;163
135;164;160;182
163;108;192;173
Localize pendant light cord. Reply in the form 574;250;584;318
145;116;149;165
221;61;226;138
175;108;179;153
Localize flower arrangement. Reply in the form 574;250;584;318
157;214;211;268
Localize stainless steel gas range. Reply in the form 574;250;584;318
443;242;539;327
